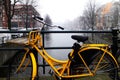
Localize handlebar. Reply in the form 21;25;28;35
33;16;43;21
33;16;64;30
58;26;64;30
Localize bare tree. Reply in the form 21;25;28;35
43;15;52;30
18;0;37;29
79;16;87;30
83;0;97;30
44;15;52;25
3;0;19;30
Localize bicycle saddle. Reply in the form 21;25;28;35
71;35;88;42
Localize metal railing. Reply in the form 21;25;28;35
0;29;119;79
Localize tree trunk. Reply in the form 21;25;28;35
8;16;11;30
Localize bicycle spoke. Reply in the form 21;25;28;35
68;49;118;80
9;50;37;80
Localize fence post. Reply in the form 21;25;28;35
111;28;119;57
41;30;46;74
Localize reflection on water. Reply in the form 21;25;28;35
44;31;83;60
44;33;73;60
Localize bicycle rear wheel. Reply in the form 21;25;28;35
9;49;37;80
70;49;119;80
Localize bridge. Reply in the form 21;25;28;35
0;29;119;79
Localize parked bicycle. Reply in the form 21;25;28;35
7;16;120;80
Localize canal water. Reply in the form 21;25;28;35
38;29;83;75
44;33;74;60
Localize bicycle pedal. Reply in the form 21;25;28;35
48;69;54;76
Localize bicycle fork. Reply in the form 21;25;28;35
16;48;37;80
16;48;30;73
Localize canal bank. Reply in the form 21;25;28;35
0;43;22;77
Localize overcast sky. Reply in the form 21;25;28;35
36;0;119;24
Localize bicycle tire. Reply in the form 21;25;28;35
70;49;119;80
9;49;37;80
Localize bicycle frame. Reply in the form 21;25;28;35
10;30;119;79
26;31;119;78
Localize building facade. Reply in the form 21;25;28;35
96;1;120;30
0;0;3;27
2;4;41;29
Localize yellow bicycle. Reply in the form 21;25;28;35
8;17;120;80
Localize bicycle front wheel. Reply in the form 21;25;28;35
70;49;119;80
9;49;37;80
